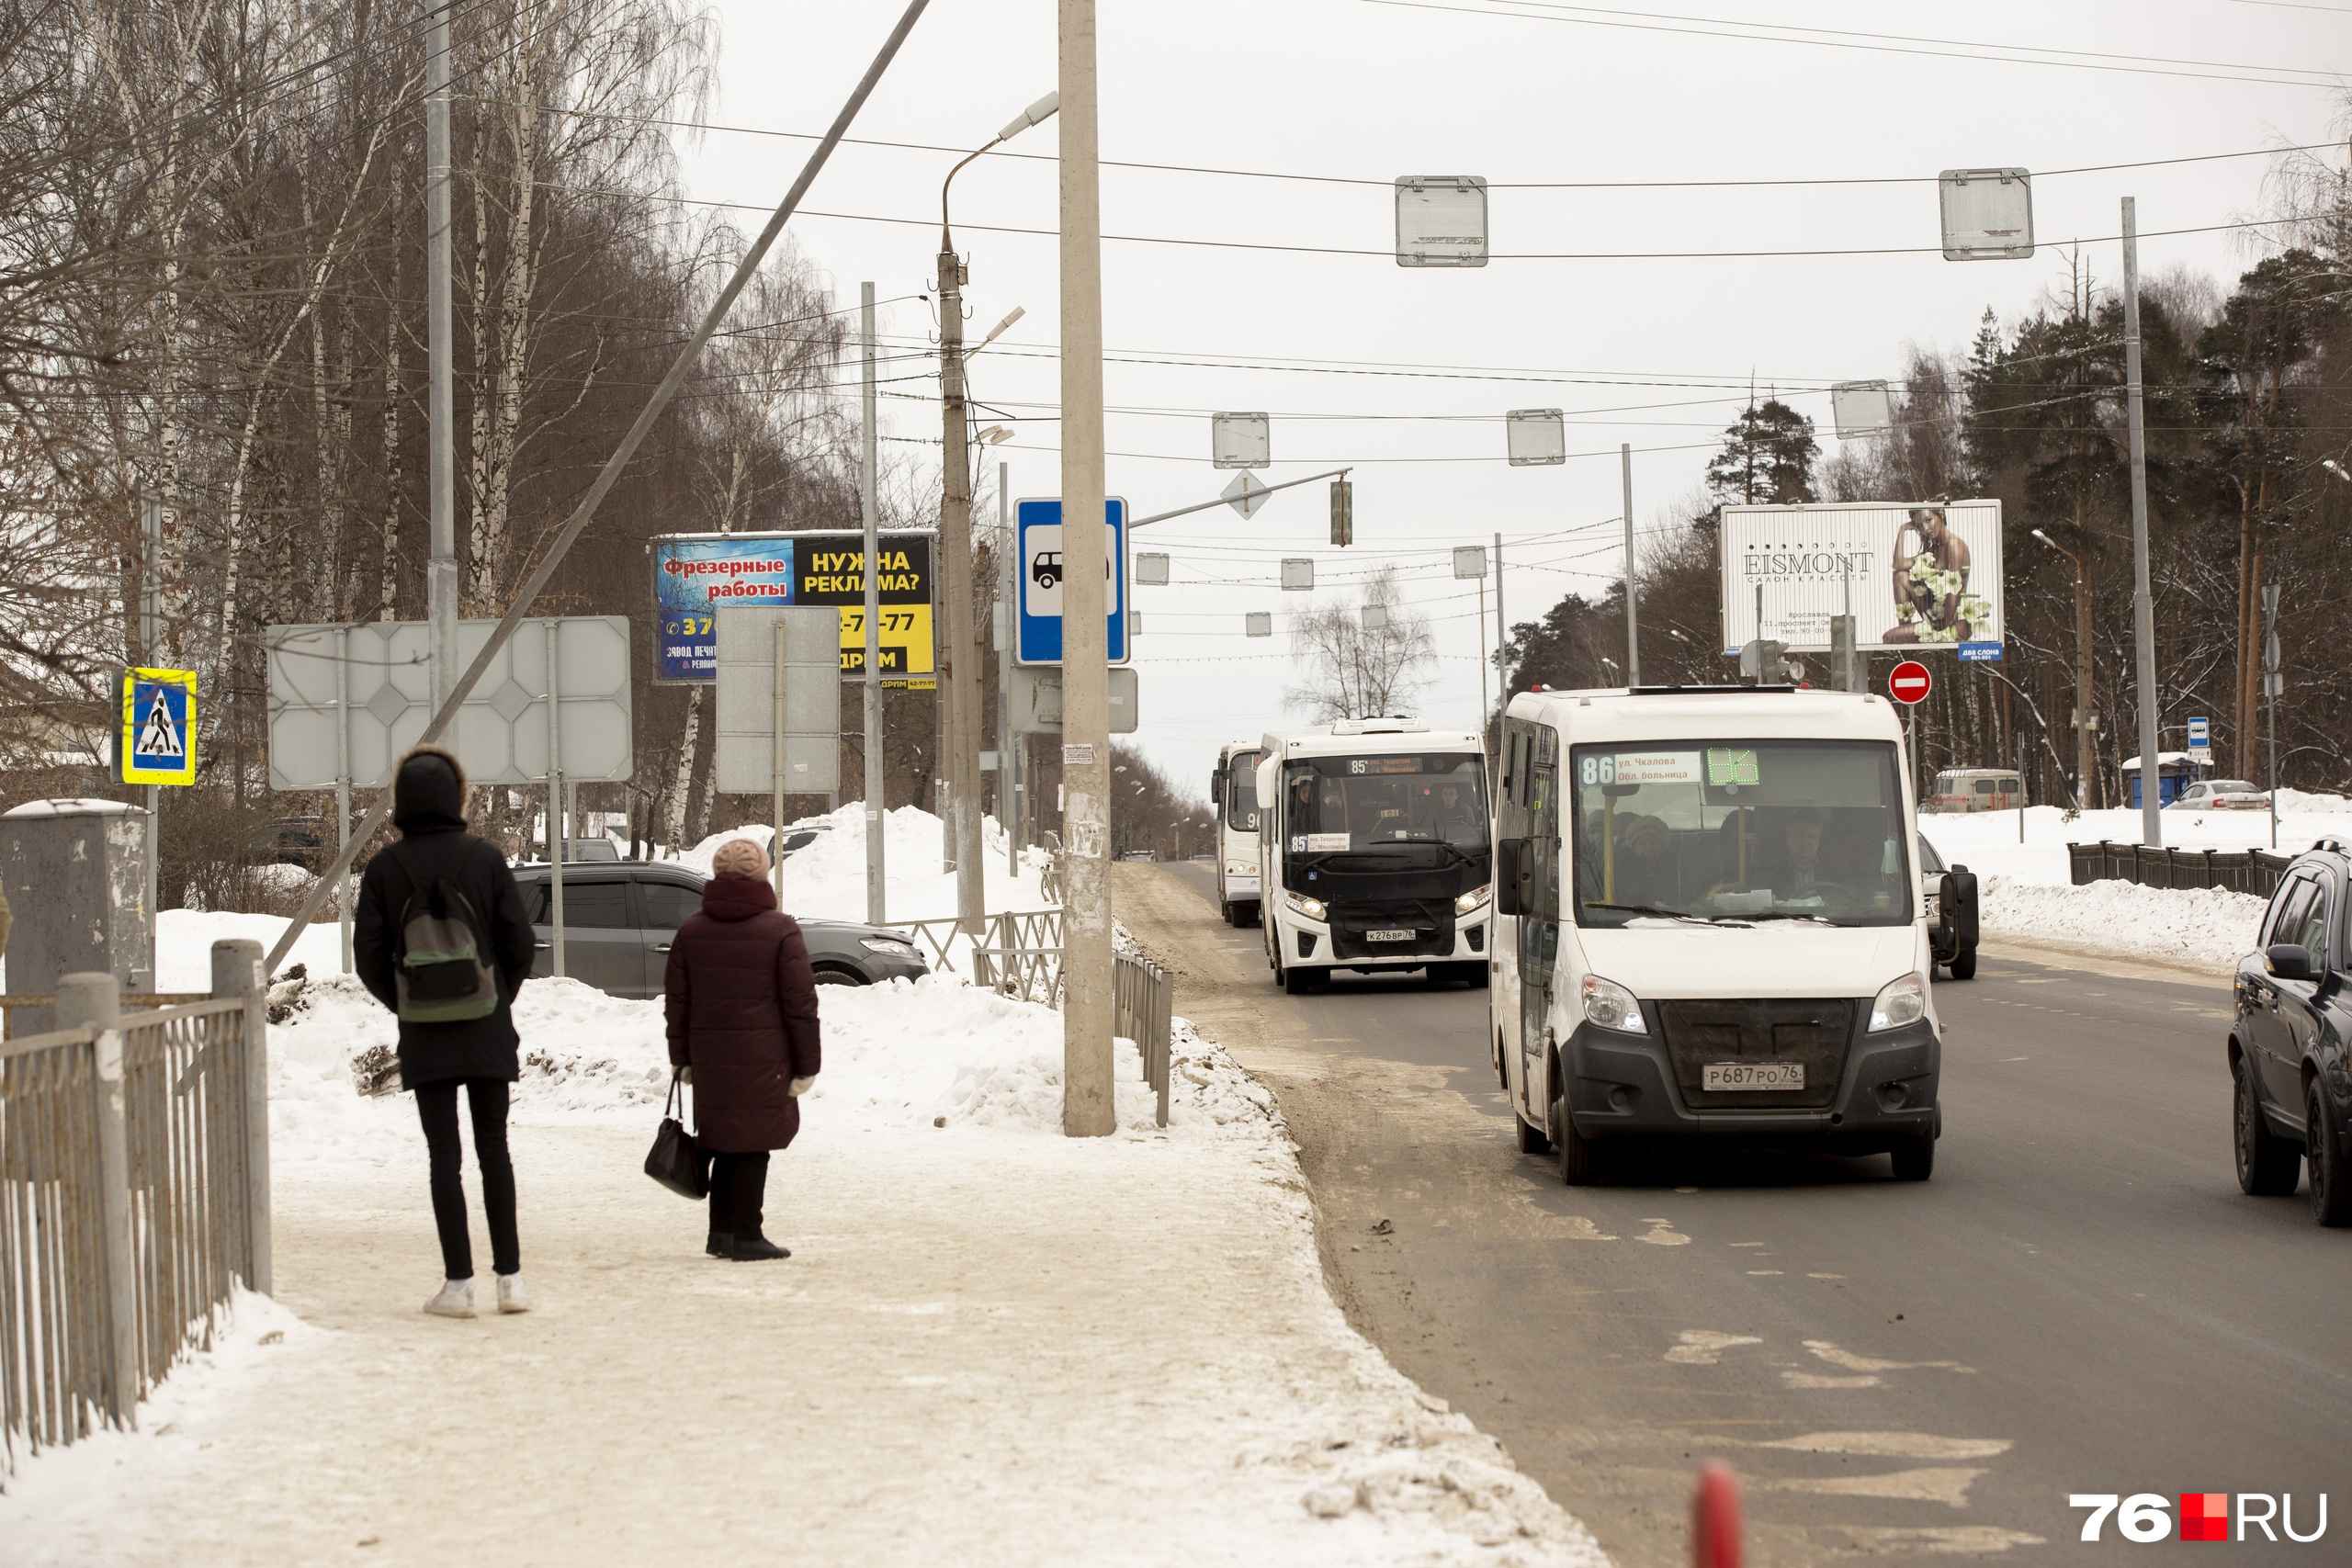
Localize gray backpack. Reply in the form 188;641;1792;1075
394;879;498;1023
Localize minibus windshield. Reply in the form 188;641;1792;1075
1280;753;1487;863
1568;739;1909;928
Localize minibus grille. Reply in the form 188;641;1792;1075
1656;998;1853;1111
1329;899;1455;959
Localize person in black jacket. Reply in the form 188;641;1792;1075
355;745;538;1319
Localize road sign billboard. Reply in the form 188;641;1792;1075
1889;660;1932;705
1014;497;1128;667
122;667;197;785
650;530;934;688
1718;501;2003;662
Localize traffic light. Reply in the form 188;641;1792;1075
1329;479;1353;547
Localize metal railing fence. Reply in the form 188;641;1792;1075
2067;841;2297;897
1114;950;1174;1129
1;942;270;1478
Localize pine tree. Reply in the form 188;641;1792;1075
1703;399;1820;511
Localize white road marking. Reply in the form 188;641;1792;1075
1805;1339;1975;1373
1782;1371;1882;1388
1807;1273;1845;1280
1665;1329;1763;1365
1747;1269;1784;1276
1836;1527;2046;1555
1765;1466;1984;1507
1636;1224;1693;1246
1759;1432;2012;1461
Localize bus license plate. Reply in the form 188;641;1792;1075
1703;1062;1803;1090
1364;928;1415;942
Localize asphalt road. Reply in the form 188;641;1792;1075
1119;860;2351;1566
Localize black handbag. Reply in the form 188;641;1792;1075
644;1073;710;1200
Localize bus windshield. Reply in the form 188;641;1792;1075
1224;750;1261;833
1568;739;1909;928
1280;753;1487;855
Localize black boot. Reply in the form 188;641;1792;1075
706;1231;734;1258
730;1230;791;1261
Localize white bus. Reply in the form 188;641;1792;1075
1210;739;1264;925
1252;718;1491;993
1490;685;1940;1184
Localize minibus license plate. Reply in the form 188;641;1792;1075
1364;928;1415;942
1703;1062;1803;1090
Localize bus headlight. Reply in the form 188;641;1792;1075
1454;885;1491;916
1581;974;1645;1033
1284;890;1327;922
1869;972;1928;1032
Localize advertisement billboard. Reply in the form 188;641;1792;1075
1717;501;2003;662
651;531;934;686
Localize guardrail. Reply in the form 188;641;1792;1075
1;942;270;1475
2067;841;2296;897
1114;951;1174;1129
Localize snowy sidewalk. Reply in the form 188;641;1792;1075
2;973;1607;1567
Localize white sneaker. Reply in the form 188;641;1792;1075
495;1273;531;1314
424;1279;477;1318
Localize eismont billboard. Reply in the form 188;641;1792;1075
1717;500;2003;662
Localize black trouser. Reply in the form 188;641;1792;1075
414;1078;520;1280
707;1151;770;1239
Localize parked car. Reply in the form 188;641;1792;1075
1925;768;2023;814
2231;839;2352;1224
1917;834;1979;980
511;862;926;998
2171;779;2269;811
1120;849;1156;863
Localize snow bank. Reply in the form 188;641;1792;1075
1977;874;2265;976
669;801;1053;921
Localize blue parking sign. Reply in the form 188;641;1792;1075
1014;497;1128;666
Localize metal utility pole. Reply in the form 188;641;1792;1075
424;1;458;711
861;282;886;925
141;491;161;986
1000;459;1022;878
1620;443;1640;684
1493;530;1507;701
2122;197;2161;845
1059;0;1114;1137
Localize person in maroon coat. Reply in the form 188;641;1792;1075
664;837;822;1260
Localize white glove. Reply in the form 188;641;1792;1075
789;1075;817;1098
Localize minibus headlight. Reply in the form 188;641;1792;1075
1581;974;1645;1033
1870;972;1928;1032
1285;890;1327;922
1454;885;1491;916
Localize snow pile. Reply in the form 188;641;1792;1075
1977;874;2265;975
670;801;1053;921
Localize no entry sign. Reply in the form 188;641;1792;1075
1889;660;1932;705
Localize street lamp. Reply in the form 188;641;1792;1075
935;91;1060;939
2031;527;2097;807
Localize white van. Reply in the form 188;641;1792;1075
1209;739;1264;926
1253;719;1491;992
1491;686;1940;1183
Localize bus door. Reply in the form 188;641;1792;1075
1519;725;1561;1114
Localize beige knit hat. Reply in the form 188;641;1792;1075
710;837;771;880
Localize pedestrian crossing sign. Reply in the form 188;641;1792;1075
122;666;198;785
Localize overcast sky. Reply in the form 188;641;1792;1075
673;0;2348;794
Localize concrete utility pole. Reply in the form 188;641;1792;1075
1059;0;1114;1137
424;1;458;710
936;242;985;931
1000;459;1021;878
2122;197;2162;846
1493;530;1507;702
861;282;885;925
1620;443;1639;685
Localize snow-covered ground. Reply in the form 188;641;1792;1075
0;928;1608;1565
1916;797;2348;976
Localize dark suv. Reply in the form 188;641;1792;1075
2231;839;2352;1224
511;862;927;999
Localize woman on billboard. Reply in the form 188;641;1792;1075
1883;505;1990;644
